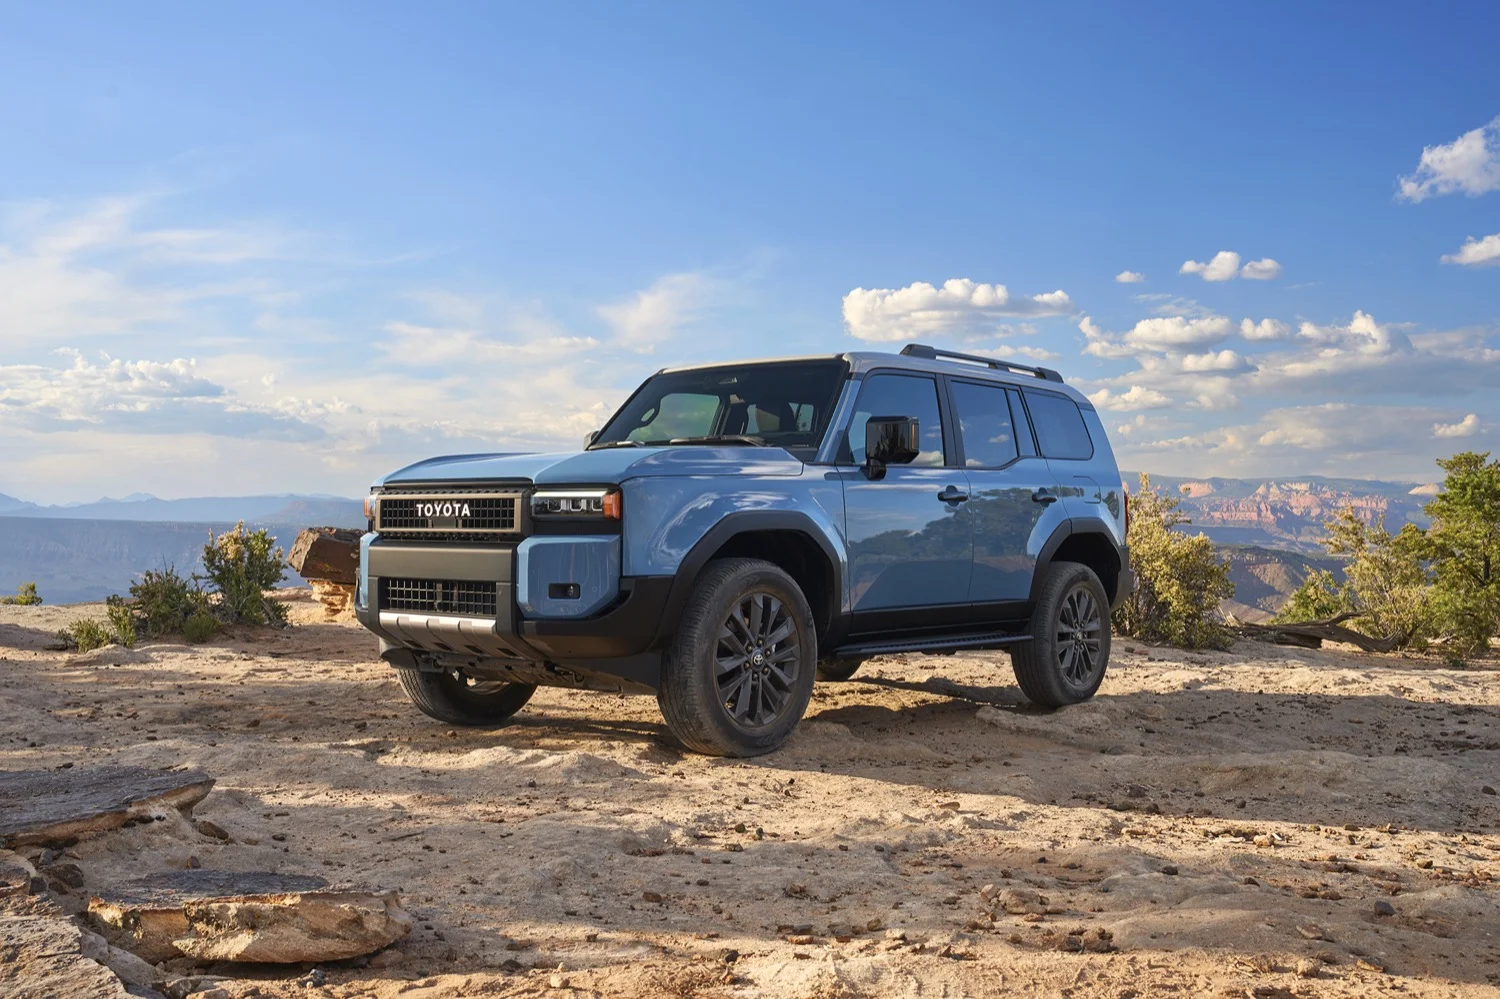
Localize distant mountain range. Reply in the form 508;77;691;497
1127;473;1437;553
0;492;363;527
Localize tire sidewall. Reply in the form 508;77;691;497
1035;563;1111;703
665;561;817;755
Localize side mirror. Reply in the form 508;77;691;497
584;430;600;448
864;416;920;477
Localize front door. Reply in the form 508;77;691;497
839;372;972;625
948;379;1061;606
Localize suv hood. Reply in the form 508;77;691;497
377;446;807;487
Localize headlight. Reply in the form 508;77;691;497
363;488;382;529
531;488;621;520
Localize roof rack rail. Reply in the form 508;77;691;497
899;343;1064;383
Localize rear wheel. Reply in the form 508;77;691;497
658;558;816;757
397;668;536;726
1010;561;1111;707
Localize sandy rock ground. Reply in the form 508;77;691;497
2;590;1499;998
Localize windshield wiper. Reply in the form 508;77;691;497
587;439;645;450
664;435;768;447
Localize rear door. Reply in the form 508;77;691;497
839;371;972;624
948;378;1062;607
1021;388;1103;515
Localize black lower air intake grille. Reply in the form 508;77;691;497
381;579;498;618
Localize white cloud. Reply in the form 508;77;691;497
1441;233;1500;266
1239;317;1289;341
1179;250;1282;281
1087;385;1171;411
841;278;1074;342
1122;315;1233;351
1240;257;1283;280
1179;251;1241;281
1180;349;1253;373
1114;270;1145;284
1434;413;1480;438
1398;117;1500;202
597;272;718;351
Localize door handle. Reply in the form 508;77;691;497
1032;489;1058;505
937;485;969;503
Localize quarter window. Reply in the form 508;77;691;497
1024;391;1094;460
949;381;1019;468
846;373;946;466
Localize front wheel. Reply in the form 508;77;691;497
658;558;817;757
1010;561;1111;707
397;668;536;726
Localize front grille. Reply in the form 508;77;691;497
382;578;498;618
375;486;524;540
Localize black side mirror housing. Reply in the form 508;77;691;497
864;416;920;478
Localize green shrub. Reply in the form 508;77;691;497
1417;451;1500;657
104;596;137;648
201;523;288;627
0;582;42;606
182;610;219;644
1112;474;1235;650
59;618;114;653
1273;568;1353;625
128;565;209;638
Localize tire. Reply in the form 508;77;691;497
657;558;817;757
397;668;536;727
1010;561;1111;708
816;658;865;682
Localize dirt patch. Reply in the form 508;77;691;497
2;597;1499;996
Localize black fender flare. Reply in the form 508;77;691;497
1028;516;1126;605
652;510;847;649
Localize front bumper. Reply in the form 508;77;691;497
355;538;672;691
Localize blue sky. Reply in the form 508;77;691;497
1;2;1497;502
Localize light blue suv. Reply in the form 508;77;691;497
357;344;1133;756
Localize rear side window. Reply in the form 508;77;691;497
1024;391;1094;460
949;380;1018;468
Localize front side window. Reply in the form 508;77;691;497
594;360;847;458
845;372;946;466
1024;390;1094;460
950;380;1019;468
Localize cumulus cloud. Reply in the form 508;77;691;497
1087;385;1171;411
598;272;718;350
1240;317;1289;341
1179;251;1242;281
0;350;323;440
1179;250;1282;281
1114;270;1145;283
1441;233;1500;266
1122;315;1234;351
1398;117;1500;202
1434;413;1480;438
841;278;1074;342
1240;257;1283;280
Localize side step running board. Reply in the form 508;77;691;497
831;632;1032;658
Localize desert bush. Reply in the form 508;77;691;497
126;565;210;638
58;618;114;653
0;582;42;605
182;610;219;644
1272;568;1352;625
201;523;288;626
104;596;137;648
1112;474;1235;650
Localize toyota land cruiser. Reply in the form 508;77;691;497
356;343;1134;756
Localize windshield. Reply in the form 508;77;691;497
592;359;849;457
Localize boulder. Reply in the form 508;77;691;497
89;870;411;964
0;766;214;849
1;893;135;998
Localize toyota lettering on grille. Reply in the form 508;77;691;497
417;501;471;519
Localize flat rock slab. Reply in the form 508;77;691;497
0;766;214;849
1;893;134;999
90;870;411;964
